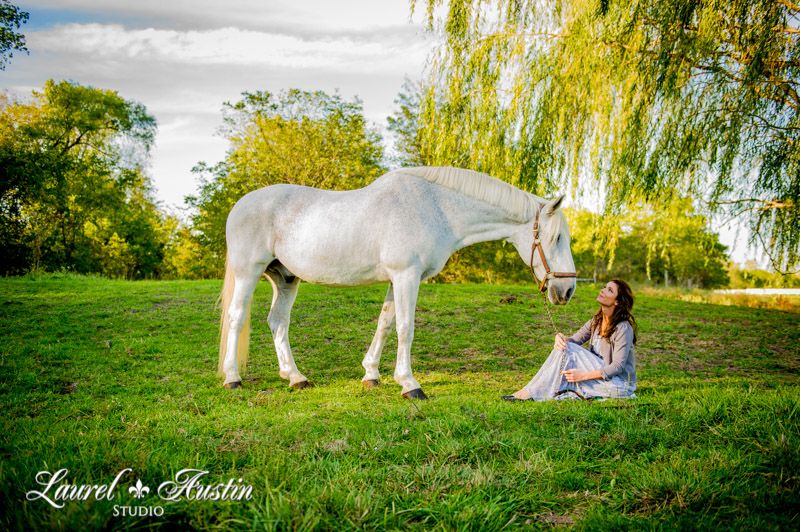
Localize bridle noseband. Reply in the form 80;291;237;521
528;206;577;293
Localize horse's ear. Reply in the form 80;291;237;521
545;194;565;215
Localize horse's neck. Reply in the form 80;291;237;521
448;202;526;250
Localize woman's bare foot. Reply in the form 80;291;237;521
512;388;532;400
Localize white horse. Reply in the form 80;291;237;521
218;167;576;399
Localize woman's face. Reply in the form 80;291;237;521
596;282;619;308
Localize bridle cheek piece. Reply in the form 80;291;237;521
528;207;577;293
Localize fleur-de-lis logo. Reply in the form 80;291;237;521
128;479;150;499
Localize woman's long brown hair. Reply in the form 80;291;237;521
591;279;637;343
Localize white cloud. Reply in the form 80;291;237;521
22;0;422;34
29;23;430;71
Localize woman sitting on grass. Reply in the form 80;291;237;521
503;279;638;402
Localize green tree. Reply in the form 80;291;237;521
728;261;800;288
0;0;27;70
567;199;730;288
413;0;800;271
0;80;165;277
563;207;621;280
387;78;429;166
160;215;218;280
187;89;386;274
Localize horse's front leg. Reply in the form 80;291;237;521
264;272;311;389
361;284;396;388
391;269;427;399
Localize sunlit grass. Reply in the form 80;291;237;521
636;284;800;313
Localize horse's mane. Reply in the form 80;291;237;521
396;166;537;222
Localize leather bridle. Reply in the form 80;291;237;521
528;206;577;293
527;205;582;401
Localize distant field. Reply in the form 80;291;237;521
714;289;800;294
1;276;798;531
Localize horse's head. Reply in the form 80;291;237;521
513;194;576;305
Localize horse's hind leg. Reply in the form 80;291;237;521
263;270;310;389
361;284;396;388
221;265;263;388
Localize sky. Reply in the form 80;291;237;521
5;0;435;207
3;0;760;265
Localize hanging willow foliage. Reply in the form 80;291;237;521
413;0;800;271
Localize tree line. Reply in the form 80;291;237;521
0;78;763;288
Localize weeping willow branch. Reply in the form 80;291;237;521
774;0;800;14
755;230;800;275
416;0;800;270
711;198;795;212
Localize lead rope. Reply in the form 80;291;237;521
537;290;588;402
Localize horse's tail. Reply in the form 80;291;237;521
217;253;251;378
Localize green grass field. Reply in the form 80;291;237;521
1;276;798;531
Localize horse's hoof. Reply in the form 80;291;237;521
361;379;380;389
290;380;313;390
402;388;428;400
223;381;242;390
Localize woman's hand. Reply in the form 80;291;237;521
554;333;569;350
563;369;603;382
562;369;585;382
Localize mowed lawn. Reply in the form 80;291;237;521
0;276;798;531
